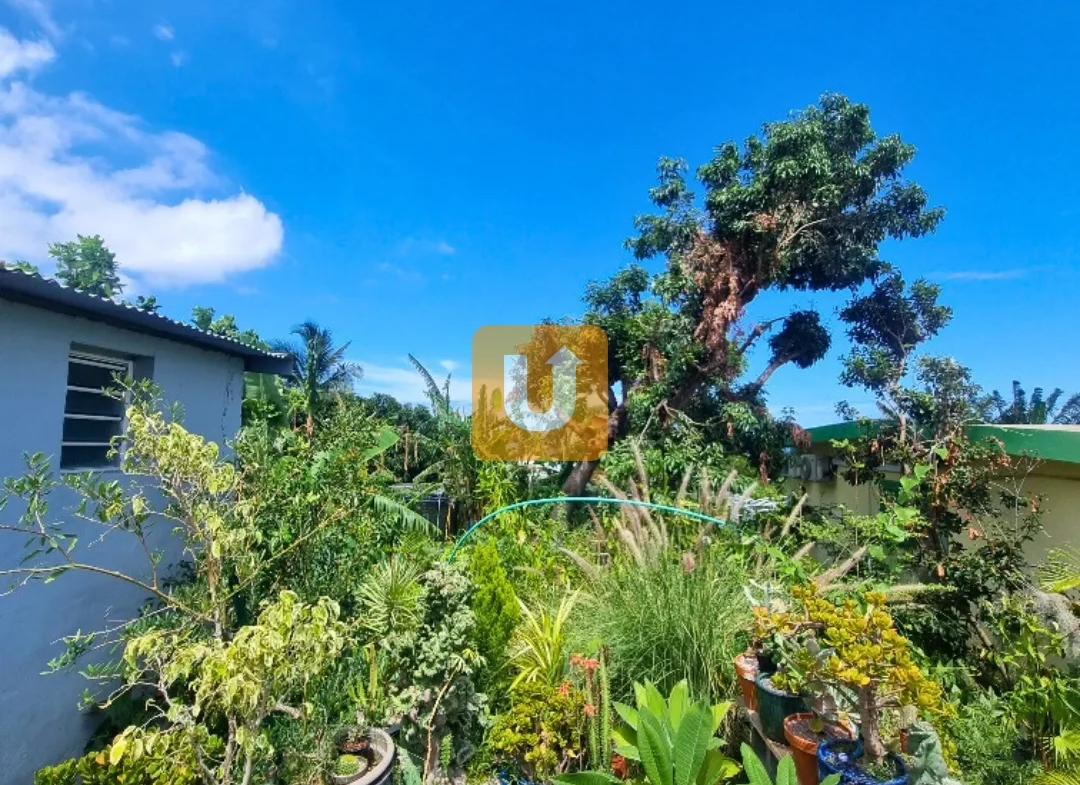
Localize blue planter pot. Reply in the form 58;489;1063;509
754;673;807;743
817;739;908;785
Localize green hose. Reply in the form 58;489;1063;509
446;496;728;562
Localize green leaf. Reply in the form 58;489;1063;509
739;744;771;785
710;701;732;735
361;426;400;462
775;755;797;785
614;701;640;731
697;750;740;785
615;743;641;762
673;705;712;785
109;738;127;766
868;544;886;561
821;776;841;785
613;725;639;758
639;710;674;785
553;773;623;785
644;681;668;722
668;680;689;732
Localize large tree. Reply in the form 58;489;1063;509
272;320;363;435
49;234;123;299
562;93;945;495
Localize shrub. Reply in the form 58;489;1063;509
468;540;520;698
946;691;1040;785
488;682;586;779
575;548;750;703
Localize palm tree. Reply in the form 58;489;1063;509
272;320;362;435
989;381;1080;425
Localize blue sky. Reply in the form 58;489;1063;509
1;0;1078;425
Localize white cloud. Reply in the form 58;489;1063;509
934;268;1030;282
0;28;54;78
439;360;458;372
398;237;456;256
153;24;174;42
3;0;60;40
0;28;284;287
355;359;471;406
170;50;187;67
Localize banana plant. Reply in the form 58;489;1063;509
739;743;840;785
554;680;740;785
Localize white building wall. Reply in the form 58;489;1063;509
0;299;244;784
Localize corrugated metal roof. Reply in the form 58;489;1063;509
0;266;291;375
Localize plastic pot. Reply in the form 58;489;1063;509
783;714;854;785
817;739;908;785
754;673;807;743
734;652;759;711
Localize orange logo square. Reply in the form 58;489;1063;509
472;324;609;461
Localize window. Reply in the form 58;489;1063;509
61;350;132;470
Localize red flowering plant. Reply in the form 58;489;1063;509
569;650;612;773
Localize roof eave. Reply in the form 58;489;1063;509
1;269;290;376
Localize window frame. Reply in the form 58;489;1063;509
60;349;133;472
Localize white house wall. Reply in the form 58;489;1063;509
0;299;244;784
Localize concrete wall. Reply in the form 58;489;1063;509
785;458;1079;568
0;299;244;784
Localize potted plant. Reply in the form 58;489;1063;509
750;595;812;742
331;726;398;785
745;580;789;675
785;585;948;785
734;649;759;710
330;754;368;785
783;713;854;785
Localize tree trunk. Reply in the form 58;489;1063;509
562;458;600;496
858;686;886;764
561;397;629;496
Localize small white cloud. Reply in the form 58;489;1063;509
170;50;187;67
153;24;174;42
934;268;1030;282
109;34;130;48
439;360;458;372
377;261;422;282
0;28;55;78
0;27;284;287
398;237;456;256
355;359;471;406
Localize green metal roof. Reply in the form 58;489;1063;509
805;421;1080;465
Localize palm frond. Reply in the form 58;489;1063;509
408;353;450;415
1040;547;1080;594
1032;770;1080;785
371;494;437;535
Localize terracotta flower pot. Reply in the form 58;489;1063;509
734;651;759;711
783;713;854;785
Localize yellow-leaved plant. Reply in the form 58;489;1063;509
785;584;950;767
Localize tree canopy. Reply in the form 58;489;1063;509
565;93;945;494
49;234;123;299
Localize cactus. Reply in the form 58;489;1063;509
598;648;612;769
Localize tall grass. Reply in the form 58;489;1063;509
574;548;751;704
